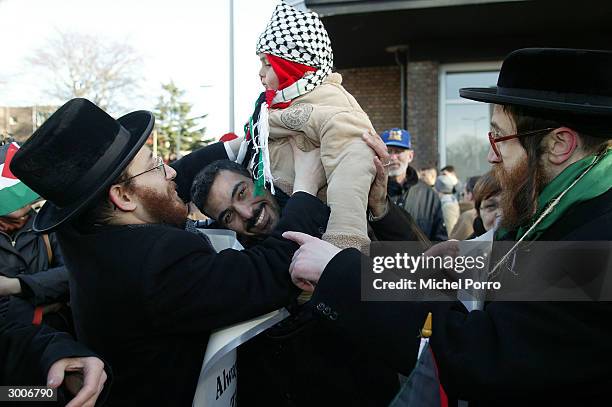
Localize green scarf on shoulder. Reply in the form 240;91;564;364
497;147;612;241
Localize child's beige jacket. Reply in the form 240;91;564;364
232;73;376;249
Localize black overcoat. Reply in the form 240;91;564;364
0;296;111;405
57;142;330;406
1;212;69;325
312;188;612;406
236;202;416;407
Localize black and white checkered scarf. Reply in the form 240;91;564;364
256;2;333;105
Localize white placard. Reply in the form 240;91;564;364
192;228;290;407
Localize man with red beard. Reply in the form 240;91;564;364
281;48;612;405
10;98;330;406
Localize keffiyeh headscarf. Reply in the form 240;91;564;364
237;2;334;196
256;2;333;105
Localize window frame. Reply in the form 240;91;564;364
437;61;502;168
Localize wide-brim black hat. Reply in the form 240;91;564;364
10;98;154;232
460;48;612;118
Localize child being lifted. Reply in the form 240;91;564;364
228;2;379;250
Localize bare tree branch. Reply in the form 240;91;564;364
27;30;143;112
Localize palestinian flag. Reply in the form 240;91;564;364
389;313;448;407
0;142;39;216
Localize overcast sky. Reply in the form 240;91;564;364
0;0;280;138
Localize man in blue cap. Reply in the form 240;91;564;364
381;128;447;241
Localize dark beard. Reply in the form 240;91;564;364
135;182;188;228
493;157;548;231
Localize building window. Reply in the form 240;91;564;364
438;62;501;182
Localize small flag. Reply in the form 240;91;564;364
0;142;39;216
389;313;448;407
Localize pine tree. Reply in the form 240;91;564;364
153;81;212;161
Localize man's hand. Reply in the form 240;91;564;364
288;137;326;196
282;231;341;292
363;131;390;218
424;240;460;280
0;276;21;296
424;240;459;258
47;356;107;407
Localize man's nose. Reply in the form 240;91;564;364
487;146;501;164
165;164;177;180
234;202;253;219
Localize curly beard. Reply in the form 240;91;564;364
134;181;188;228
492;156;549;231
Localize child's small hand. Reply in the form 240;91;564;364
289;136;326;196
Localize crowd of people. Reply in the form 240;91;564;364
1;2;611;407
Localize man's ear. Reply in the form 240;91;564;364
546;127;579;165
406;149;415;163
109;184;137;212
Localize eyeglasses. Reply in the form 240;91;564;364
119;156;167;184
488;127;555;160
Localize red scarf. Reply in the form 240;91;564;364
265;53;316;108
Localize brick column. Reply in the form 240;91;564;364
406;61;439;170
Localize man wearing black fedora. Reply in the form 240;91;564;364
10;98;330;406
282;48;612;405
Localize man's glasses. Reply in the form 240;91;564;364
488;127;555;160
119;156;167;184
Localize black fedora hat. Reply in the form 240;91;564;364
460;48;612;117
10;98;154;232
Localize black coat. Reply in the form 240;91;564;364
312;187;612;406
388;166;447;241
1;213;70;329
0;213;68;300
0;297;110;405
58;143;330;406
236;201;415;407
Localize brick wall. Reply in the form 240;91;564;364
337;66;401;135
338;62;439;170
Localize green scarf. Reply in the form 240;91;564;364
498;147;612;241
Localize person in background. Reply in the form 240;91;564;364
0;142;70;333
440;165;461;198
383;128;447;241
439;165;458;183
418;165;437;187
451;175;481;239
434;174;460;236
470;171;502;237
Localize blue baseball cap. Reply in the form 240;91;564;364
381;128;411;149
